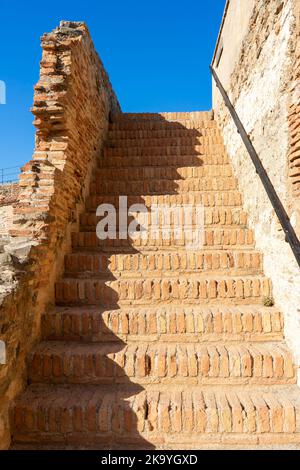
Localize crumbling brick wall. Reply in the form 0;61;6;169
288;0;300;201
0;21;120;449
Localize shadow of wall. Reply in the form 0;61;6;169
79;114;205;449
12;114;206;450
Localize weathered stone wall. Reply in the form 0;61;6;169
0;207;12;237
212;0;255;110
0;184;19;238
0;21;120;449
212;0;300;377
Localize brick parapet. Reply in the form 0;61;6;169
0;21;120;449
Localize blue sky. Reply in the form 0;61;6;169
0;0;225;172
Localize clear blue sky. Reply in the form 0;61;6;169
0;0;225;171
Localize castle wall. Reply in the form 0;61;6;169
212;0;300;377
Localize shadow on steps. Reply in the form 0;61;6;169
10;113;209;450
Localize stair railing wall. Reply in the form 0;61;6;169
210;65;300;269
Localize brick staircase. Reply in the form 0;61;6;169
11;112;300;449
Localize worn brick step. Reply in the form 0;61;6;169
86;193;241;209
55;276;272;306
113;111;214;122
86;194;242;207
10;442;300;450
41;305;284;343
110;120;217;131
95;165;233;180
98;154;230;168
28;341;295;385
88;185;242;202
81;207;247;230
106;137;224;148
81;207;247;231
90;177;241;195
71;229;254;251
104;146;225;157
12;384;300;447
108;128;221;140
110;119;216;132
65;251;263;278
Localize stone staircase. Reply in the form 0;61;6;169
11;112;300;449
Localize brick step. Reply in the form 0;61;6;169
104;146;225;157
106;137;224;148
71;229;254;251
110;120;217;131
65;251;263;278
41;305;284;343
12;384;300;447
98;154;230;168
88;185;242;200
9;442;300;450
55;275;272;307
95;165;233;179
81;207;247;230
108;128;221;140
86;193;242;210
28;341;295;386
110;117;215;131
88;184;240;199
113;111;214;122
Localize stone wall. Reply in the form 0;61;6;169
0;184;19;238
212;0;300;377
0;207;12;237
212;0;255;110
0;21;120;449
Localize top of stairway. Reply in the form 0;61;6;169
112;111;214;122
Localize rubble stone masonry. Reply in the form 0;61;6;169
212;0;300;373
0;21;120;448
0;183;19;237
